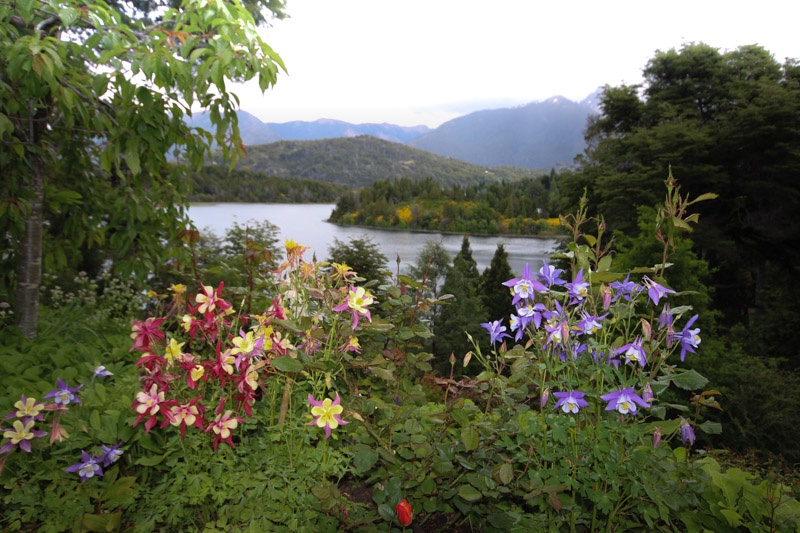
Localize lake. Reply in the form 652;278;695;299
188;203;560;275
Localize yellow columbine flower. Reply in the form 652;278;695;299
169;283;187;294
231;330;257;356
190;365;205;383
164;338;185;365
5;419;36;445
349;287;373;314
308;393;349;439
14;397;43;419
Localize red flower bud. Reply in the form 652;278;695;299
395;498;413;527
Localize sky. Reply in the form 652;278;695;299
233;0;800;128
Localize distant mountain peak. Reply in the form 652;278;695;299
407;94;598;170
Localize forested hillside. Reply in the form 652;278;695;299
329;175;562;236
214;135;541;188
188;166;341;203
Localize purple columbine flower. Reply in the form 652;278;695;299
614;336;647;367
516;301;547;329
93;366;113;378
553;390;590;414
509;313;530;342
576;311;606;336
679;417;696;445
675;314;701;362
557;341;587;362
65;451;103;481
653;427;662;448
44;378;83;406
600;388;649;415
609;273;641;302
565;269;590;304
502;264;546;305
643;276;676;306
537;260;566;287
481;319;510;345
98;441;124;466
657;304;673;330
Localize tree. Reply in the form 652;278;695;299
479;244;514;323
562;43;800;339
1;0;286;338
433;236;487;371
407;240;452;298
327;236;389;286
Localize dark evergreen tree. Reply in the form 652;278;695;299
479;244;514;324
433;237;487;373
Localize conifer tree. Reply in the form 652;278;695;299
480;244;514;324
433;236;487;372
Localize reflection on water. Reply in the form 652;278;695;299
188;203;559;274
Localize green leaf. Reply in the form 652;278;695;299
493;462;514;485
461;426;479;451
698;420;722;435
670;369;709;390
271;355;303;373
597;254;613;272
353;447;379;474
457;484;482;502
0;113;13;137
58;6;79;27
134;454;166;466
80;512;122;532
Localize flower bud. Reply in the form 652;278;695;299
540;387;550;408
640;318;652;341
642;382;654;404
395;498;413;527
601;284;612;310
653;427;662;448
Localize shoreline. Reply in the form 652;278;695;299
325;220;567;241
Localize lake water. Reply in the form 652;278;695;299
188;203;559;275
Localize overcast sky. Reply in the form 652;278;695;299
232;0;799;128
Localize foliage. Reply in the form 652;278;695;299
186;219;281;312
330;176;566;236
2;177;799;532
559;43;800;347
0;0;285;338
559;43;800;461
188;165;343;203
222;135;543;188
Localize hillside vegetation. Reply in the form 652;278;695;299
212;135;542;188
188;166;341;203
330;175;564;236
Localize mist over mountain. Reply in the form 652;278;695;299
187;112;430;145
407;95;597;169
268;119;430;144
190;91;600;170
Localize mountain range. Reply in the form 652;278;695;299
189;91;600;170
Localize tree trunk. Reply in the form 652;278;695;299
14;157;45;340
